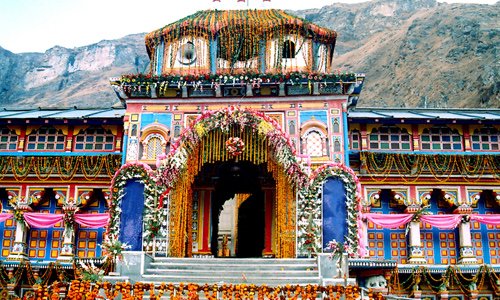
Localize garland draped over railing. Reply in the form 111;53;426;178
0;155;122;181
359;152;500;183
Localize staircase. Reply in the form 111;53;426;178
140;257;320;285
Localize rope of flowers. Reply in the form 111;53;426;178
109;162;165;246
157;106;308;190
298;163;362;257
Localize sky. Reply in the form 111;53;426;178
0;0;497;53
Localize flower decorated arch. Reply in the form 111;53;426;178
297;163;363;257
156;106;308;189
156;106;309;257
108;162;164;246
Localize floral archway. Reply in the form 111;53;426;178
108;162;165;246
156;106;309;257
297;163;363;257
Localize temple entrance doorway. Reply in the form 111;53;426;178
205;161;270;258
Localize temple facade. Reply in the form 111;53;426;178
0;9;498;299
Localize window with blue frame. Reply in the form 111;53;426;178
0;188;15;258
420;126;462;151
471;190;500;264
366;189;408;263
74;127;115;151
75;189;108;258
471;126;499;151
368;126;411;150
0;127;18;151
26;127;66;151
419;189;459;265
26;189;64;260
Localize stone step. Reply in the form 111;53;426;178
140;274;321;285
141;257;320;285
150;257;317;265
146;268;317;277
149;262;316;271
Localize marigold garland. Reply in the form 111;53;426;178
0;155;121;182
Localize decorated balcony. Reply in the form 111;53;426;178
111;71;365;100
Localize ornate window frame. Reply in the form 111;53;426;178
73;126;116;152
368;125;411;151
420;126;462;151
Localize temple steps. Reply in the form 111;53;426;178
141;257;320;285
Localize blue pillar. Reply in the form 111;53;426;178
322;177;347;248
121;134;128;165
259;39;266;73
120;180;145;251
210;36;218;74
312;41;320;72
156;39;164;75
342;111;350;167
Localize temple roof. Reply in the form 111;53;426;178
145;9;337;56
0;108;125;119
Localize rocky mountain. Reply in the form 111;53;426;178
297;0;499;108
0;34;149;108
0;0;498;109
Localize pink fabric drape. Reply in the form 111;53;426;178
23;212;63;228
470;214;500;226
74;213;109;228
0;213;13;223
357;216;367;257
363;213;413;228
420;215;462;229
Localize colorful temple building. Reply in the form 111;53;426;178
0;8;499;299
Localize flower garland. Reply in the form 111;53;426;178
297;163;362;257
157;106;308;190
225;137;245;157
109;162;165;245
360;152;500;183
0;155;121;182
119;71;357;97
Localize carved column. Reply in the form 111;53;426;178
58;199;78;261
407;220;426;264
458;215;477;264
406;205;426;264
7;203;31;260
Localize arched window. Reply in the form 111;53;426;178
74;127;115;151
471;126;499;151
282;40;296;59
0;127;18;151
145;134;164;160
140;124;170;162
305;130;323;157
301;121;328;158
26;126;65;151
420;126;462;151
369;126;411;150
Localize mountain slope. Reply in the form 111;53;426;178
0;0;498;109
0;34;149;108
298;0;499;108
